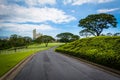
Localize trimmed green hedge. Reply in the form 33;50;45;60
55;36;120;70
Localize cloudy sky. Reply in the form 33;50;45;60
0;0;120;38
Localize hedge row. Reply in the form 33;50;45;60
55;36;120;70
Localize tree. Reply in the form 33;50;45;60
0;39;11;50
35;36;43;45
42;35;55;47
78;13;117;36
56;32;74;43
35;35;55;47
0;34;32;50
23;36;32;48
106;33;113;36
9;34;30;52
10;34;19;47
100;34;106;36
71;35;80;41
79;29;92;37
114;33;120;36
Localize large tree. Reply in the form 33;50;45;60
35;36;43;45
10;34;24;52
23;36;32;48
106;33;113;36
10;34;20;47
70;35;80;41
35;35;55;47
56;32;74;43
78;13;117;36
114;33;120;36
56;32;79;43
79;29;92;37
42;35;55;47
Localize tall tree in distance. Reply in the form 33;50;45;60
42;35;55;47
56;32;79;43
10;34;19;47
71;35;80;41
56;32;73;43
106;33;113;36
35;35;55;47
23;36;32;48
79;29;92;37
114;33;120;36
35;36;43;45
78;13;117;36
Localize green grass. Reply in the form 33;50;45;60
55;36;120;70
0;43;62;77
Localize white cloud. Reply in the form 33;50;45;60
0;0;56;6
71;10;75;13
0;0;7;4
0;4;76;23
97;8;120;13
63;0;114;5
98;0;113;3
0;23;56;32
25;0;56;6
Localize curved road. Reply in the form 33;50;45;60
14;48;120;80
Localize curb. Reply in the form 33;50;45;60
60;53;120;77
0;54;35;80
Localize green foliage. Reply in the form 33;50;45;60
34;36;43;44
70;35;80;42
0;39;11;50
78;13;117;36
79;29;92;37
42;35;55;47
10;34;32;47
114;32;120;36
0;34;32;50
56;36;120;70
56;32;74;43
56;32;80;43
35;35;55;47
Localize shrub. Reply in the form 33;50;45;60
55;36;120;70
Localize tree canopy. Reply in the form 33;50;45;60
42;35;55;47
0;34;32;50
70;35;80;41
114;33;120;36
78;13;117;36
56;32;79;43
79;29;92;37
35;35;55;47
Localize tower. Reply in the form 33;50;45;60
33;29;36;40
33;29;43;40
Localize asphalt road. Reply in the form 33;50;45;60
14;48;120;80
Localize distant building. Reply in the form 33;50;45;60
33;29;42;40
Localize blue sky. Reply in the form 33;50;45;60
0;0;120;38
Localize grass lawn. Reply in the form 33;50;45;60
0;43;62;77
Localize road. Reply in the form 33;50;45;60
14;48;120;80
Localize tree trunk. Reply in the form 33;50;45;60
45;42;48;47
14;48;17;52
96;32;100;36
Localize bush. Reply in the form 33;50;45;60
55;36;120;70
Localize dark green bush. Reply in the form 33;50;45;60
55;36;120;70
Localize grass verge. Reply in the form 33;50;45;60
0;43;62;77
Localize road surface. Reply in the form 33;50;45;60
14;48;120;80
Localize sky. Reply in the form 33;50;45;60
0;0;120;38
